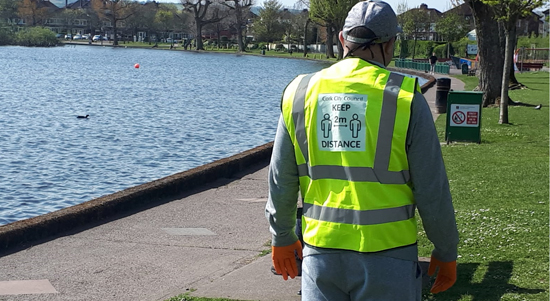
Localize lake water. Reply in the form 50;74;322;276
0;45;328;226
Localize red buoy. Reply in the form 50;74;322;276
134;63;140;69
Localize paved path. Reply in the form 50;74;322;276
0;70;465;301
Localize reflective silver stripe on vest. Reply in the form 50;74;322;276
293;72;410;184
373;73;410;183
292;73;316;164
303;202;416;225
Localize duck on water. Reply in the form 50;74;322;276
77;115;89;119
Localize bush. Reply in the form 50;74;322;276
395;39;445;59
0;27;15;46
16;27;58;47
450;37;471;58
433;43;447;58
517;34;549;49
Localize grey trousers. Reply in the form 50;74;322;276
301;252;422;301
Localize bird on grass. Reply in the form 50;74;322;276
77;115;89;119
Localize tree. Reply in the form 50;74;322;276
155;4;178;45
58;8;82;35
465;0;505;106
400;5;430;59
481;0;544;124
123;3;148;43
280;8;296;51
309;0;358;59
206;8;232;48
308;0;333;58
91;0;137;46
436;11;469;58
301;12;312;57
134;1;160;44
396;0;409;58
181;0;225;50
253;0;284;43
222;0;253;52
17;0;51;26
173;9;193;44
0;0;19;26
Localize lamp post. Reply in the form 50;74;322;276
86;13;92;44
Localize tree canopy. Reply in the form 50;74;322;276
253;0;284;43
435;11;470;57
309;0;358;59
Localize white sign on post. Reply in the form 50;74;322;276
316;93;367;151
467;44;478;55
449;104;480;127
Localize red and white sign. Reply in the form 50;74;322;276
449;105;480;127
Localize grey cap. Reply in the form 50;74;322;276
342;0;401;44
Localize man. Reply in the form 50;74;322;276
265;1;459;300
429;52;438;74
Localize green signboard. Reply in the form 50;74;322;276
445;91;483;144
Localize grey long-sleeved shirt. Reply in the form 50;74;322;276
265;65;459;263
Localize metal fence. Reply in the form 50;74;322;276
395;59;450;74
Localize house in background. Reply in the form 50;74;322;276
445;3;543;37
537;8;548;37
15;0;61;27
398;3;444;41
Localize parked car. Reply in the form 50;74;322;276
73;34;82;40
64;34;72;40
55;33;63;38
82;34;90;40
92;35;102;42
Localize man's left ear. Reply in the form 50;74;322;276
384;37;396;54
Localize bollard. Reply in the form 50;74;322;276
436;78;451;114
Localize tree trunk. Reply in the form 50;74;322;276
113;24;118;46
235;5;245;52
468;0;504;107
303;19;310;57
237;27;245;52
399;38;407;58
509;34;520;87
499;25;516;124
325;25;335;58
412;37;418;59
195;21;203;50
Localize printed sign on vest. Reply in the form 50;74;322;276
317;93;367;151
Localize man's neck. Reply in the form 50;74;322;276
347;56;386;69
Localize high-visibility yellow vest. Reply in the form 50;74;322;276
281;58;418;253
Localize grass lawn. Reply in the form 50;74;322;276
161;68;548;300
418;71;549;300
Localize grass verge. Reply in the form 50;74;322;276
418;71;549;300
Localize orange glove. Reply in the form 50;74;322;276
272;240;303;280
427;255;457;293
